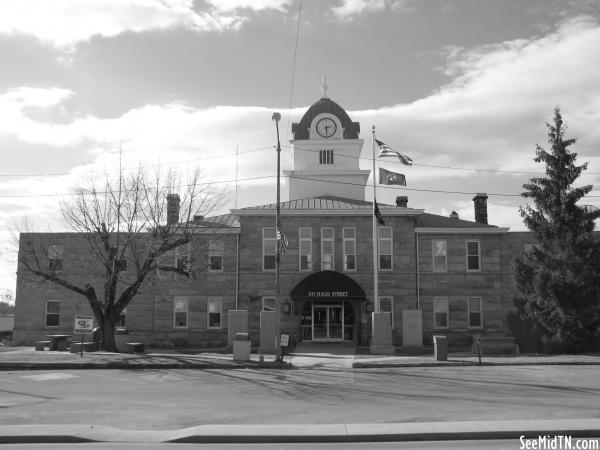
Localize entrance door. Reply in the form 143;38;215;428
312;304;344;342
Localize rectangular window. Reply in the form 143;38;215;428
173;297;188;328
207;297;222;329
299;228;312;271
45;300;60;327
466;240;481;272
343;227;356;271
263;228;276;271
262;296;276;312
378;296;394;327
319;149;334;164
432;239;447;272
116;308;127;328
48;245;63;271
378;226;393;270
468;296;483;329
321;227;334;270
175;244;191;274
433;297;449;329
208;240;224;271
156;250;173;279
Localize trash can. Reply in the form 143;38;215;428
233;332;251;361
433;335;448;361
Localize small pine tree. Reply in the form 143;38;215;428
513;107;600;353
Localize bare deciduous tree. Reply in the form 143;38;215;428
18;165;225;351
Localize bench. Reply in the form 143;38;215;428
124;342;145;354
472;335;519;355
34;340;50;351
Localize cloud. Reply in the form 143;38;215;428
204;0;292;13
0;0;246;49
330;0;409;21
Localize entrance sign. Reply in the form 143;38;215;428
74;315;94;334
291;271;366;301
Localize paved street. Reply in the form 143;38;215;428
1;365;598;430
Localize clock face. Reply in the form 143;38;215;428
316;118;337;138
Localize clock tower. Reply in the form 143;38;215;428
284;79;370;201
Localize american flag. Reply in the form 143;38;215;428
276;228;288;255
376;139;413;166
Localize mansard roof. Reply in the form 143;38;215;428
292;97;360;140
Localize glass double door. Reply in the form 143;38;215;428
312;304;344;341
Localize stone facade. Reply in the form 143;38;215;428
12;93;562;350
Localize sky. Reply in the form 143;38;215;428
1;0;600;298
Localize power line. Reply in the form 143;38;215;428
0;145;274;178
1;173;598;200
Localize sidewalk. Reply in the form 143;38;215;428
1;419;599;444
1;346;599;370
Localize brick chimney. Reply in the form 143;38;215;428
166;194;180;226
396;196;408;207
473;193;488;224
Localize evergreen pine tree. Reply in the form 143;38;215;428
513;107;600;352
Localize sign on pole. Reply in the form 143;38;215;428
74;315;94;334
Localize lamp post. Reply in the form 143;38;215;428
272;111;282;362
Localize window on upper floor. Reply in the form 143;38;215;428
466;240;481;272
263;228;276;271
319;150;334;165
432;239;447;272
321;227;334;270
299;228;312;271
48;245;63;271
343;227;356;271
175;244;191;279
209;240;224;272
378;227;393;270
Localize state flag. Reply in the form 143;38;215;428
379;167;406;186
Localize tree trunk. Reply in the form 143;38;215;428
102;317;118;352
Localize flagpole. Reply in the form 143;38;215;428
371;125;379;313
272;112;282;363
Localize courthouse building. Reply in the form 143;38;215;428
14;91;534;349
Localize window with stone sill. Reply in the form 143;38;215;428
432;239;447;272
173;297;188;328
378;227;392;271
468;297;483;329
466;240;481;272
263;228;276;271
45;300;60;327
262;296;276;312
343;227;356;271
208;240;224;272
299;227;312;271
433;297;449;329
207;297;222;329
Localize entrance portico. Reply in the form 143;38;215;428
291;271;366;344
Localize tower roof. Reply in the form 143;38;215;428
292;97;360;140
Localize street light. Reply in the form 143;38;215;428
272;112;282;362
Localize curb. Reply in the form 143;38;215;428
1;420;599;444
353;361;600;368
0;361;291;371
